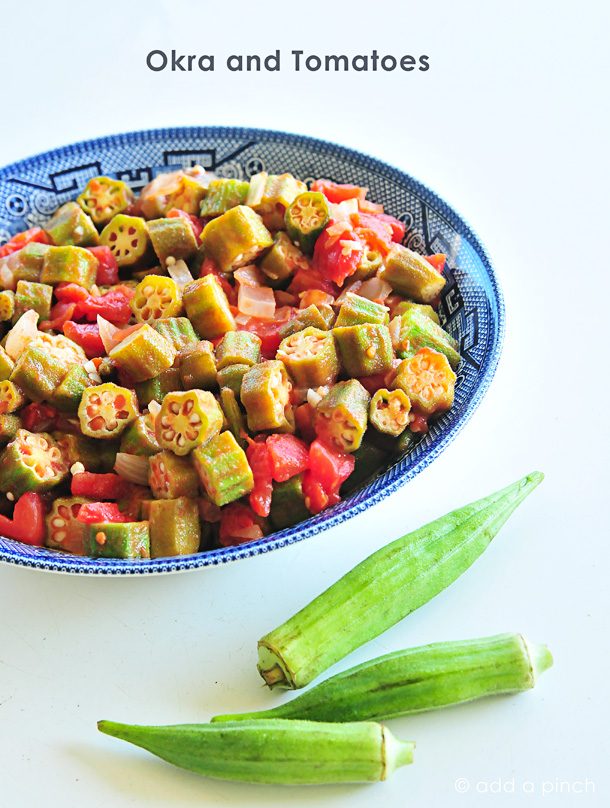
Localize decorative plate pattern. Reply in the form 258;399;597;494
0;127;504;574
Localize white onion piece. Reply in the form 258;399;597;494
148;400;161;421
358;278;392;303
114;453;150;486
0;257;16;291
274;306;293;322
306;388;323;408
234;265;266;287
299;291;334;309
97;315;121;353
334;280;362;306
329;198;359;221
5;310;39;360
388;315;402;349
235;313;251;325
238;284;276;319
167;258;194;291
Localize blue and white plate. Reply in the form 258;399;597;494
0;127;504;574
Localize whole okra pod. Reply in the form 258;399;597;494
214;633;552;723
257;472;544;689
97;718;414;785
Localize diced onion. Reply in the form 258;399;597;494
334;280;362;306
307;388;323;408
114;453;150;486
234;265;266;287
167;258;194;291
358;277;392;303
97;315;121;353
0;257;16;291
274;306;293;322
235;313;251;325
237;284;276;319
5;310;40;360
388;316;402;349
330;199;359;221
298;290;334;309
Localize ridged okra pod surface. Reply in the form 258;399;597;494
379;245;446;303
44;202;99;247
97;718;414;785
257;472;544;689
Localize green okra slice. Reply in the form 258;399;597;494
45;201;99;247
342;440;390;494
246;172;307;230
97;718;414;785
0;380;26;414
269;473;310;531
216;363;249;397
219;387;248;449
333;324;394;377
147;497;201;558
78;383;138;439
285;191;330;255
10;344;70;402
369;389;411;436
394;426;420;455
182;275;236;339
165;174;209;216
201;205;273;273
155;317;199;355
148;451;199;500
87;521;150;559
138;167;209;219
0;291;15;322
215;331;261;370
120;413;160;457
148;217;198;268
130;276;183;325
109;325;176;383
335;293;389;328
179;340;217;390
52;365;92;413
278;304;335;340
12;243;52;283
314;379;370;453
12;281;53;323
77;176;135;227
391;307;460;368
260;231;309;286
392;299;440;325
100;214;151;268
155;389;223;456
215;634;553;724
241;360;294;433
45;496;93;556
276;327;339;388
0;346;14;382
352;248;383;282
199;178;249;218
379;244;446;303
192;430;254;507
0;414;22;444
257;472;544;689
135;368;183;407
52;431;118;473
391;348;456;416
40;246;98;290
0;429;68;497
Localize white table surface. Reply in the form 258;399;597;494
0;1;608;805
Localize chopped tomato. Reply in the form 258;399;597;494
312;222;364;287
426;253;446;273
246;441;274;517
302;471;340;515
167;208;204;244
40;299;78;331
71;472;125;500
376;213;406;243
287;266;339;298
79;286;133;324
219;502;264;547
198;257;237;305
20;402;58;433
308;438;355;495
356;373;388;396
0;227;51;258
76;502;128;524
63;321;105;358
266;434;309;483
54;282;89;303
88;246;119;285
409;410;429;434
0;493;47;545
294;403;316;443
198;497;221;523
310;180;368;204
238;315;291;356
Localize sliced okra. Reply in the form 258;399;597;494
379;245;446;303
394;427;420;455
52;431;117;473
0;380;26;415
199;179;249;218
109;325;176;383
130;275;183;325
155;390;223;455
369;389;411;436
100;214;151;268
77;177;135;227
45;496;93;556
246;172;306;230
179;340;218;390
391;347;456;416
352;248;383;282
261;231;310;286
342;441;390;494
138;167;209;219
391;307;460;368
13;281;53;324
314;379;371;453
269;473;310;531
0;429;68;497
78;382;138;439
0;346;15;382
333;324;395;377
148;450;199;500
220;387;248;449
201;205;273;273
392;299;440;325
147;497;201;558
32;332;88;366
87;521;150;559
278;304;335;340
135;367;183;407
45;201;99;247
120;413;160;456
192;430;254;507
52;365;92;413
276;327;339;389
216;363;250;397
0;291;15;322
182;275;236;339
165;174;209;216
335;293;389;328
215;331;261;370
241;360;294;433
0;414;22;444
13;242;51;283
155;317;199;354
148;218;198;267
285;191;330;255
10;344;70;402
40;245;98;290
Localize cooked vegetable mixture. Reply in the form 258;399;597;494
0;167;459;558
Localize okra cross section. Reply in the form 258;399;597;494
0;429;68;498
391;348;456;416
148;451;199;500
78;383;138;440
285;191;330;255
276;327;339;389
131;276;183;325
155;390;223;455
100;214;150;268
369;389;411;436
314;379;371;453
45;496;92;556
77;176;135;227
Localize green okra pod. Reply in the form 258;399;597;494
260;231;309;286
199;178;249;218
40;246;98;290
13;281;53;323
276;327;339;389
45;201;99;247
146;497;200;558
335;293;390;328
77;176;135;227
182;275;236;339
0;291;15;322
87;521;150;559
391;307;460;368
215;330;261;369
109;325;176;383
135;368;183;407
285;191;330;255
257;472;544;689
278;304;335;340
216;363;249;397
97;718;414;785
192;430;254;507
215;633;553;723
179;340;217;390
241;360;294;433
100;214;151;268
201;205;273;272
333;324;395;377
155;317;199;355
148;217;198;267
313;379;370;453
247;172;306;230
379;245;446;303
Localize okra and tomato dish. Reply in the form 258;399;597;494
0;166;460;559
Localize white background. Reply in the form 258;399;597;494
0;0;608;805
